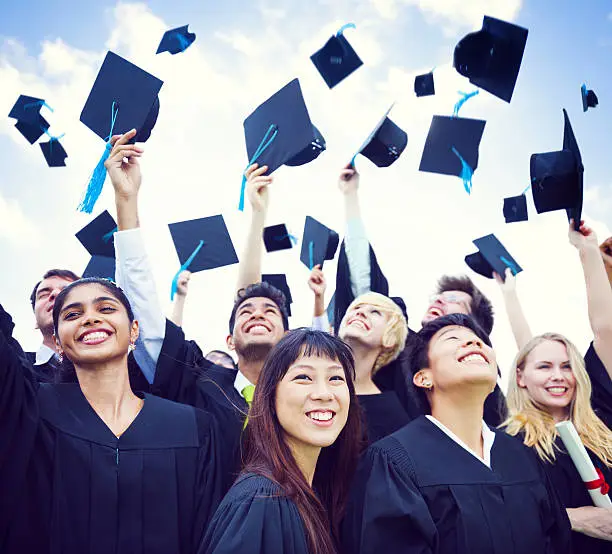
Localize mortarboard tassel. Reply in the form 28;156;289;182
24;99;54;114
78;102;119;214
274;233;298;246
451;146;474;194
500;256;519;276
175;33;191;52
308;241;314;270
330;23;357;64
452;90;479;117
102;226;118;243
170;240;205;300
239;124;278;211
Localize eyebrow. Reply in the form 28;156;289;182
290;363;344;371
37;287;52;297
438;327;463;339
60;296;119;313
238;302;280;312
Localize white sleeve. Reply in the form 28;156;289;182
114;228;166;384
344;218;371;298
311;314;331;333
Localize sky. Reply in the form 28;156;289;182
0;0;611;390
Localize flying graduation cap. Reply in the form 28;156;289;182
79;51;164;213
76;210;118;280
262;274;293;316
503;194;528;223
465;234;522;281
168;214;239;300
39;137;68;167
581;84;598;112
300;216;339;270
414;71;435;97
156;25;196;55
240;78;325;210
310;23;363;89
530;109;583;230
350;104;407;167
454;16;528;103
263;224;298;253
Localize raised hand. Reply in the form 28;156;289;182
245;163;272;213
175;271;191;297
105;129;144;200
494;267;516;293
308;265;327;297
568;220;599;252
338;165;360;195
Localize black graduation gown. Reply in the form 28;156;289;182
341;416;572;554
25;350;60;383
584;341;612;429
0;304;224;554
199;473;309;554
358;391;411;444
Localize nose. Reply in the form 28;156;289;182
310;380;334;402
550;365;565;380
49;287;61;302
82;311;102;326
464;338;483;348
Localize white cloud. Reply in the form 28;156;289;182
0;193;42;247
214;31;261;58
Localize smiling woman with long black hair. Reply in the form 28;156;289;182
0;278;226;554
200;329;363;554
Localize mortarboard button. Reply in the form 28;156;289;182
263;224;297;253
156;25;196;55
351;104;407;167
581;84;598;112
503;194;528;223
76;210;117;258
454;16;528;103
285;126;326;167
39;137;68;167
465;234;522;280
300;216;339;270
414;72;435;97
168;215;239;299
530;109;583;229
83;255;116;281
262;274;293;316
310;23;363;89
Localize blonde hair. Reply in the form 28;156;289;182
504;333;612;466
341;292;408;374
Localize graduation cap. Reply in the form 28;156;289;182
263;224;297;252
9;95;53;126
156;25;196;55
581;84;598;112
465;234;522;280
76;210;117;258
300;216;339;270
414;71;435;97
530;109;583;230
39;137;68;167
168;215;239;299
240;79;325;210
351;105;407;167
14;116;50;145
310;23;363;89
503;194;528;223
78;52;164;214
454;16;528;103
419;115;486;193
262;274;293;316
83;255;116;281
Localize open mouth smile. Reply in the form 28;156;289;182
305;410;336;427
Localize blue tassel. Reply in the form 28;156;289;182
308;241;314;270
336;23;356;36
176;33;191;52
500;256;519;276
238;174;248;212
275;233;298;245
239;124;278;211
521;183;531;195
102;226;118;243
42;128;65;149
452;90;479;117
451;146;473;194
170;240;205;300
24;99;53;113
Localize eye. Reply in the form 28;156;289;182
536;363;550;370
445;335;460;341
371;309;382;316
63;311;81;320
330;375;345;382
266;308;278;315
99;306;116;313
292;374;312;382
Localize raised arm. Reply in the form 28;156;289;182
169;271;191;327
494;268;533;350
308;265;330;332
569;221;612;378
235;164;271;294
107;129;166;383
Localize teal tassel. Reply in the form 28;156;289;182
102;226;118;243
308;241;314;270
275;233;298;245
451;146;473;194
336;23;356;36
170;240;205;300
452;90;479;117
78;143;112;213
239;124;278;211
500;256;518;276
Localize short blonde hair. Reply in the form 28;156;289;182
341;292;408;374
503;333;612;466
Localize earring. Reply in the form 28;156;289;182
424;381;432;389
58;352;64;363
128;342;136;353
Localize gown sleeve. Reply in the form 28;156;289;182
584;341;612;428
341;443;437;554
199;476;310;554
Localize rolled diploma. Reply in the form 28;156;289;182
556;420;612;508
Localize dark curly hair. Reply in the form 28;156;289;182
228;282;290;334
30;269;80;310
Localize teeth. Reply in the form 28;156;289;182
350;320;366;329
547;387;567;394
308;411;333;422
248;325;268;332
82;332;108;343
460;353;487;363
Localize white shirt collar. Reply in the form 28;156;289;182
234;369;254;396
35;344;56;366
426;415;496;468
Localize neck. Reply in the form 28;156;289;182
237;357;264;385
550;407;570;424
429;387;488;458
344;339;381;395
286;437;321;486
41;333;58;352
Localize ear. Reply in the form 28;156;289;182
53;334;62;354
226;334;235;352
516;367;527;388
130;320;140;344
413;369;433;390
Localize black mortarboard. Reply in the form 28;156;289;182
503;194;528;223
14;115;50;144
414;72;435;97
243;79;324;175
83;255;116;281
465;234;522;280
300;216;339;270
156;25;196;55
581;84;598;112
263;224;297;253
530;109;583;229
39;138;68;167
168;215;239;273
76;210;117;258
391;296;408;321
419;115;486;178
351;105;408;168
80;51;163;144
262;274;293;316
454;16;528;103
310;24;363;89
8;95;51;126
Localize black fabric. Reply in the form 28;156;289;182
341;416;572;554
199;473;310;554
585;341;612;429
24;350;60;384
0;304;225;554
358;391;411;444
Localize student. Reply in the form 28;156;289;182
200;329;363;554
0;278;225;553
342;313;571;554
